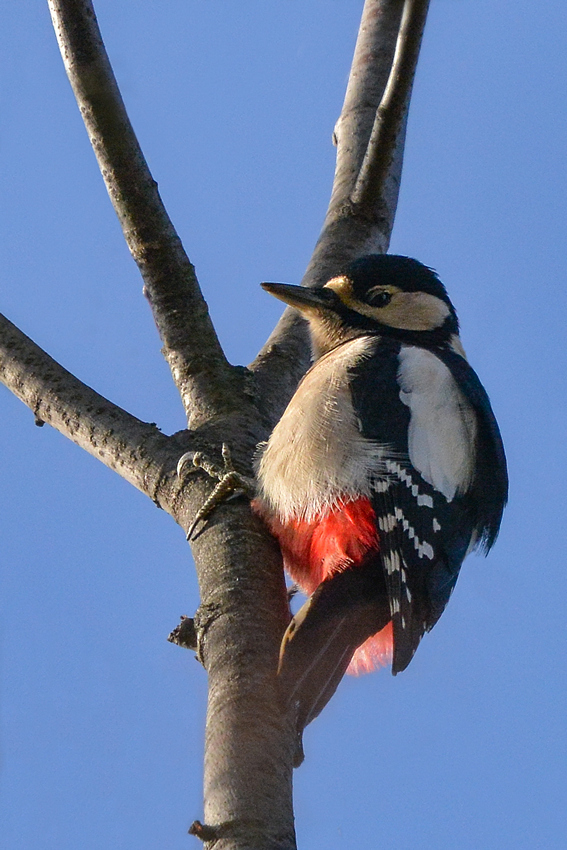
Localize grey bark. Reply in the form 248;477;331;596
1;1;431;847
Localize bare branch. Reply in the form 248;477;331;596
328;0;406;241
47;0;239;427
0;302;298;844
251;0;430;410
306;0;430;281
192;508;297;850
352;0;431;211
248;310;311;427
0;312;174;499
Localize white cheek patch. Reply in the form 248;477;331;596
387;291;450;331
397;346;477;500
351;291;450;331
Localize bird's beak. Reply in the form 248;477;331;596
261;282;338;314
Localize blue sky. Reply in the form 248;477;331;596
1;2;566;848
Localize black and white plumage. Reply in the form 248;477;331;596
254;254;508;730
347;333;506;671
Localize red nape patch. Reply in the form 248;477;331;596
347;622;393;675
255;497;380;595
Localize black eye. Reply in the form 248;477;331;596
367;290;392;308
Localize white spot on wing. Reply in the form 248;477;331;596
371;478;392;493
397;346;477;500
378;514;397;533
384;551;401;574
385;460;433;507
394;508;435;560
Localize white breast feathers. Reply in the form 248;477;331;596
256;336;388;522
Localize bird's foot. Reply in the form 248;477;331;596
177;443;255;540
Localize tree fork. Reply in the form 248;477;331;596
0;1;431;846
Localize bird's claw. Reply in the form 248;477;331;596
177;443;255;540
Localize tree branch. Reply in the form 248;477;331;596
248;310;310;427
2;3;433;846
251;0;429;414
47;0;240;427
326;0;406;248
352;0;431;210
189;506;297;850
0;309;297;849
0;312;175;499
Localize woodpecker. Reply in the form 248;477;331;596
253;254;507;735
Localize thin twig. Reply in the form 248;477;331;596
47;0;239;427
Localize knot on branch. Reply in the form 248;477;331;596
189;820;217;842
168;603;223;668
167;615;197;650
189;818;295;847
193;602;223;666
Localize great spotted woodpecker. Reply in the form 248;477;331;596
254;254;507;735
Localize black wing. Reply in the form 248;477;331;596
350;338;507;673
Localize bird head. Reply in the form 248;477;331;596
262;254;462;358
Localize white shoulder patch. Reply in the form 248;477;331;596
397;346;477;501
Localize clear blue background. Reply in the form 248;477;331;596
1;2;566;848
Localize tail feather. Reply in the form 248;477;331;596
278;559;390;739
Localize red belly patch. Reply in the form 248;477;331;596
253;496;393;673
